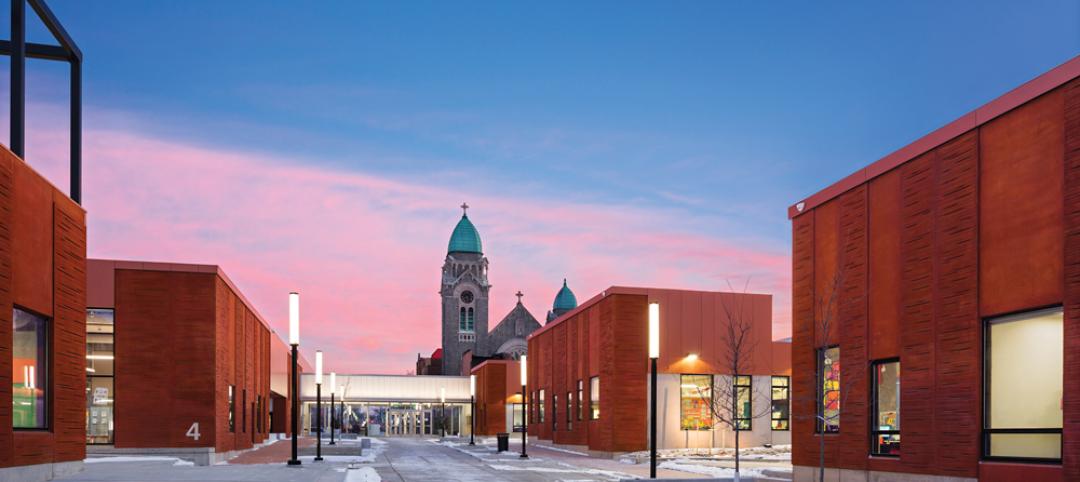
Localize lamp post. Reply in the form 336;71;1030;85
287;292;301;466
520;355;528;459
314;350;324;462
329;372;336;445
469;374;476;445
648;302;660;479
440;387;447;438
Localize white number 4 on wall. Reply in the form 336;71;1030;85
186;422;201;441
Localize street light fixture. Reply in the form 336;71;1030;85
440;387;447;438
649;302;660;479
314;350;324;462
329;372;337;446
469;374;476;445
520;355;528;459
287;292;301;467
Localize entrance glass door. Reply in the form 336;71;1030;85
387;409;434;436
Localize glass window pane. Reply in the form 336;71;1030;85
680;374;712;430
771;375;790;431
819;347;840;433
539;389;545;423
988;309;1063;430
872;361;900;455
590;377;600;420
988;433;1061;459
14;308;48;429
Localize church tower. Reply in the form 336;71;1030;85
440;203;490;375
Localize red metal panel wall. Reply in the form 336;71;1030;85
115;270;218;449
0;150;87;469
1063;77;1080;482
836;186;869;469
868;169;902;360
790;211;816;468
979;89;1065;317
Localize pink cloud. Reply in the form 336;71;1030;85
19;108;792;374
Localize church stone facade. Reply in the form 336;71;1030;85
434;204;576;376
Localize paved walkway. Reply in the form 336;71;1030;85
229;436;315;464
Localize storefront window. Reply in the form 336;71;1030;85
818;346;840;433
734;375;752;430
86;308;114;442
566;391;572;431
14;307;48;429
552;394;558;431
985;308;1063;460
590;377;600;419
872;360;900;455
680;374;712;430
512;402;524;432
771;376;790;431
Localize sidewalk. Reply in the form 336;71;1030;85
229;437;315;464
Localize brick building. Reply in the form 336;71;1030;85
86;259;300;465
525;286;791;454
0;147;87;481
788;55;1080;481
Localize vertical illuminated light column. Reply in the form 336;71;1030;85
329;372;337;445
469;374;476;445
287;292;301;466
648;302;660;479
314;350;324;462
440;387;447;438
520;355;528;459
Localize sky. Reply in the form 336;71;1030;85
5;1;1078;373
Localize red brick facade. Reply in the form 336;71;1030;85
790;57;1080;480
0;147;87;470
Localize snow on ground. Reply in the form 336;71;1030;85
84;456;194;466
344;466;381;482
530;443;590;456
659;460;793;478
620;444;791;463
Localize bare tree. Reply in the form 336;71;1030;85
693;279;775;481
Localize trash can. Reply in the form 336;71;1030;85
496;433;510;452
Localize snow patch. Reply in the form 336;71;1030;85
85;456;190;464
345;466;382;482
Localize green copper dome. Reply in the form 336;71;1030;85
448;213;483;254
553;279;578;311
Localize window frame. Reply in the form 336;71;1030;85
589;376;600;420
771;375;790;431
13;306;50;431
734;375;752;431
538;389;545;424
816;345;841;434
870;359;900;456
679;373;713;431
228;385;236;432
552;393;558;432
566;391;572;431
577;379;584;421
85;307;115;443
982;306;1064;464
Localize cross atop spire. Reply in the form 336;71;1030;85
515;290;524;303
461;202;469;216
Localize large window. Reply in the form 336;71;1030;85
86;308;115;443
14;308;49;429
589;377;600;419
734;375;752;430
817;346;840;433
538;389;545;423
985;308;1063;461
872;360;900;455
577;380;584;421
680;374;712;430
771;376;790;431
512;401;524;432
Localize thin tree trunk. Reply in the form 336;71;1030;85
733;385;740;481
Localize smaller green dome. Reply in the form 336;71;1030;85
553;279;578;311
448;213;483;254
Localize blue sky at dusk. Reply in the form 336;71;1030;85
9;1;1079;372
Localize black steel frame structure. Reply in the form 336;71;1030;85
2;0;82;203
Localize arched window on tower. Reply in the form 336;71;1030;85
467;307;475;332
460;307;467;332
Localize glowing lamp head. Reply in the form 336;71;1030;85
288;292;300;346
315;350;323;385
686;353;699;362
648;302;660;359
520;355;527;385
330;372;336;395
440;387;446;404
470;374;476;397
